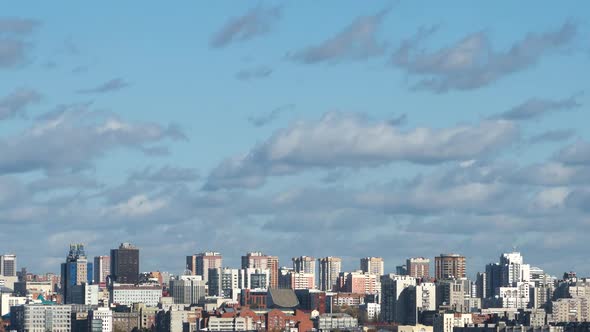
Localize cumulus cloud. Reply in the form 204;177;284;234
209;6;281;48
392;22;577;92
77;78;130;94
235;65;273;81
0;88;42;120
0;103;185;175
495;93;581;121
247;103;295;127
205;112;519;190
288;9;389;64
0;17;39;68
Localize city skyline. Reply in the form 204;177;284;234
1;1;589;277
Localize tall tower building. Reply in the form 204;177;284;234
241;252;279;289
0;254;17;277
435;254;466;280
500;251;530;286
93;256;110;285
61;244;93;304
361;257;384;276
110;243;139;284
406;257;430;279
186;252;222;287
318;257;342;291
292;256;315;274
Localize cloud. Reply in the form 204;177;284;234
392;22;577;92
205;112;519;190
494;93;581;121
0;103;185;175
77;78;130;94
529;129;575;144
288;9;389;64
129;166;199;183
247;104;295;127
209;6;281;48
235;65;273;81
0;88;42;120
0;18;39;68
388;113;407;126
555;140;590;165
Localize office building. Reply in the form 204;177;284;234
93;255;110;285
0;254;16;277
61;243;93;304
338;271;380;294
407;257;430;279
318;257;342;291
110;242;139;284
110;283;162;307
186;251;222;288
170;275;206;305
89;307;113;332
10;304;72;332
241;252;279;289
435;254;466;280
361;257;384;276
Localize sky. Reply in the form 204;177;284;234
1;1;589;278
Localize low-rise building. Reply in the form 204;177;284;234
110;283;162;306
315;313;358;332
10;304;72;332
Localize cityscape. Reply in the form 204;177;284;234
1;245;590;332
2;1;590;332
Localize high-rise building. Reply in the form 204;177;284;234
292;256;315;284
241;252;279;289
61;244;93;304
434;254;466;280
406;257;430;279
500;251;530;286
0;254;17;277
110;243;139;284
361;257;384;276
337;271;380;294
170;275;207;305
186;252;222;288
94;256;110;285
318;257;342;291
485;263;501;298
381;274;417;324
238;268;270;290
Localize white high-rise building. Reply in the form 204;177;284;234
381;274;417;324
500;252;531;286
170;275;207;305
93;256;110;284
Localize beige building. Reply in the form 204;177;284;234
361;257;384;276
407;258;430;279
435;254;466;280
318;257;342;291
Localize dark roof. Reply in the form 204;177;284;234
267;288;299;309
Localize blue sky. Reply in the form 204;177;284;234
1;1;589;277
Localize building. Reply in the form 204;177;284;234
10;304;72;332
89;307;113;332
0;254;16;277
185;251;222;289
70;283;99;305
208;316;253;331
381;274;417;324
281;271;315;290
170;275;206;305
61;243;93;304
550;297;590;323
338;271;380;294
93;255;110;285
435;254;466;280
239;268;270;290
241;252;279;289
500;252;531;286
486;263;502;298
407;258;430;279
360;302;381;321
361;257;384;276
497;282;532;309
318;257;342;291
110;283;162;306
110;242;139;284
0;292;26;317
433;312;473;332
293;256;316;282
315;313;358;331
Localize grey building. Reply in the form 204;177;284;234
110;242;139;284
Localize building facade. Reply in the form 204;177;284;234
318;257;342;291
110;242;139;284
435;254;466;280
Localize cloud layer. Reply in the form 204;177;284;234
210;6;281;48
